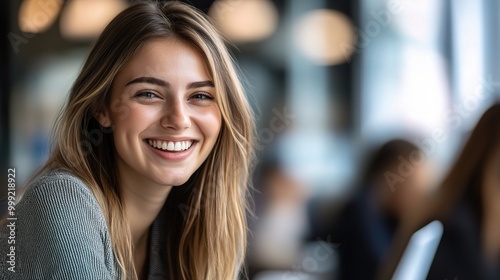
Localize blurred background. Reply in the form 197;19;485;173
1;0;499;279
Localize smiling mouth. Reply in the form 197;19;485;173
146;139;194;152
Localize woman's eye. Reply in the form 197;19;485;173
191;92;214;101
135;91;158;99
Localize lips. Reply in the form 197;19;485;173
146;139;194;152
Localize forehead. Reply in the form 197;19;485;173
117;38;212;82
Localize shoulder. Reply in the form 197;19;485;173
23;169;94;198
17;170;101;212
0;170;118;279
15;169;108;236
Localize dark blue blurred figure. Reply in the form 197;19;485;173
381;102;500;280
336;139;432;280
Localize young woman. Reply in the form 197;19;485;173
379;103;500;280
0;1;255;279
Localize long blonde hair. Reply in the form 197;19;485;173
42;2;254;279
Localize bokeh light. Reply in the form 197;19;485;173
293;9;356;65
209;0;278;43
60;0;128;39
18;0;62;33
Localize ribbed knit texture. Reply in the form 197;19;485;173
0;171;169;280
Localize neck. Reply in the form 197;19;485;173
482;214;500;262
118;167;173;247
482;193;500;262
123;185;171;246
481;157;500;262
115;161;172;280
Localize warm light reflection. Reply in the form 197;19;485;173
18;0;63;33
293;9;356;65
208;0;278;43
60;0;128;40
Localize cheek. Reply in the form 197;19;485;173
109;105;159;157
194;106;222;141
112;105;158;133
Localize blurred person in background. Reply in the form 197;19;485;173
335;139;434;280
248;155;309;277
380;102;500;280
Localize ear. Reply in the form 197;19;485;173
94;107;112;128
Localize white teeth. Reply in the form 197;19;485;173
174;142;181;151
148;139;193;152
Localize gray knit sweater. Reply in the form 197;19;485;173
0;171;169;279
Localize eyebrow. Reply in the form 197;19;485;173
125;76;214;89
187;80;215;89
125;76;169;87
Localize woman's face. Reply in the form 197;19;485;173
97;38;221;187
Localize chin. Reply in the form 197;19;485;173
152;174;192;187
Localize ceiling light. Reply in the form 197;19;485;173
18;0;63;33
209;0;279;43
293;9;356;65
60;0;128;40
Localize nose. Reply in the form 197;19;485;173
160;98;191;130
